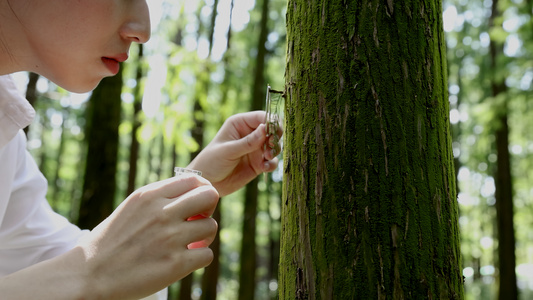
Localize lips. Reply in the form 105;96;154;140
101;53;129;75
101;57;120;75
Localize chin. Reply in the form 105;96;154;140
69;82;102;93
54;76;104;94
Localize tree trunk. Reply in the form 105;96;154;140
200;206;221;300
126;44;144;197
238;0;271;299
179;2;220;299
238;178;259;300
200;3;234;298
78;68;123;229
38;113;49;176
489;0;518;298
494;114;517;300
50;109;69;210
280;0;463;299
178;274;193;300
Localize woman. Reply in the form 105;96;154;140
0;0;280;299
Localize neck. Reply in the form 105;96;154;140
0;0;30;75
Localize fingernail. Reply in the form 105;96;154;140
263;161;271;171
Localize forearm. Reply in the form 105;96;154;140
0;246;97;300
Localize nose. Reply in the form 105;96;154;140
120;0;151;44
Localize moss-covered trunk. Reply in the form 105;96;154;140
280;0;463;299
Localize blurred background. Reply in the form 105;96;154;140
10;0;533;299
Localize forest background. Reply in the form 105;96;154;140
10;0;533;299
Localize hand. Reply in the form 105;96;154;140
188;111;282;197
78;175;219;299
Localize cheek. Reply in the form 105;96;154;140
39;0;117;43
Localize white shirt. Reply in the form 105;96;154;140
0;74;166;300
0;75;84;275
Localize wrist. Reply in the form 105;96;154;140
61;246;101;300
0;245;99;300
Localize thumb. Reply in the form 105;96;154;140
225;124;267;158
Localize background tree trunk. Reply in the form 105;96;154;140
200;206;221;300
126;44;145;197
50;108;69;210
280;0;463;299
489;0;518;298
238;178;259;300
78;69;123;229
494;114;517;300
199;2;236;299
179;1;220;299
238;0;271;299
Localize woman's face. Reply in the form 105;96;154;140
10;0;151;93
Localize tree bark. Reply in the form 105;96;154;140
238;178;259;300
238;0;271;299
126;44;144;197
200;206;221;300
179;2;221;299
280;0;463;299
78;68;123;229
200;2;234;298
50;109;69;210
178;274;193;300
489;0;518;298
494;114;517;300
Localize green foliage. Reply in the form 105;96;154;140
445;0;533;298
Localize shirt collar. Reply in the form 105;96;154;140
0;74;35;149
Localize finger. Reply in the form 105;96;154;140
164;185;219;220
223;111;270;140
181;247;215;273
222;123;268;159
187;222;218;249
234;110;267;130
263;157;280;173
178;217;218;248
218;111;265;138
